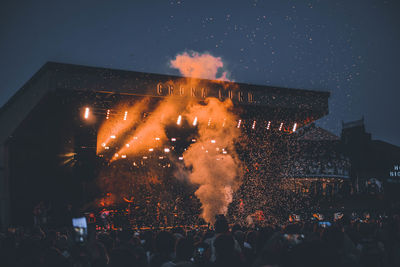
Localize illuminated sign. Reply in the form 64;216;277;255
388;165;400;183
389;165;400;177
156;82;255;104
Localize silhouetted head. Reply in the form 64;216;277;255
214;234;235;261
155;231;175;255
214;215;229;234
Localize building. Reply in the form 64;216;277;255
0;62;330;228
341;118;400;197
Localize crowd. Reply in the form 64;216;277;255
1;213;400;267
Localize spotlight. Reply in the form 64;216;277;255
126;144;130;147
292;123;297;132
177;115;182;125
110;135;116;139
84;107;90;119
123;111;128;121
164;148;170;153
121;155;126;159
171;138;176;142
267;121;271;130
211;140;216;143
279;122;283;131
106;109;110;119
155;137;160;141
149;148;154;152
208;118;212;126
222;118;226;127
179;156;183;160
193;117;198;126
237;119;242;128
252;120;256;129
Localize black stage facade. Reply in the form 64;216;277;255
0;62;330;228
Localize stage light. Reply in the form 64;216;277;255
237;119;242;128
223;151;228;154
292;123;297;132
179;156;183;160
159;156;164;159
123;111;128;121
84;107;90;119
133;136;138;140
121;155;126;159
177;115;182;125
208;118;212;126
192;138;196;142
193;117;198;126
114;153;119;158
267;121;271;130
101;143;106;147
211;140;216;143
106;109;110;119
155;137;160;141
171;138;176;142
105;146;110;150
149;148;154;152
279;122;283;131
143;156;148;159
126;144;130;147
110;135;116;139
164;148;170;153
222;118;226;127
252;120;256;129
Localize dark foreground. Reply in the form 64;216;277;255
2;212;400;267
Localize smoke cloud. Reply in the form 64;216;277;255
182;98;242;224
170;51;231;81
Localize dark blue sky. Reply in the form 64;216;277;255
1;0;399;145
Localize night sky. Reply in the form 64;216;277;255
1;0;399;146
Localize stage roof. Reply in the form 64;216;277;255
0;62;330;143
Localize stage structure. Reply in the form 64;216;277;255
280;123;351;197
0;62;330;228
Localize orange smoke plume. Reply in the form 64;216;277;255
170;51;231;81
182;98;243;224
